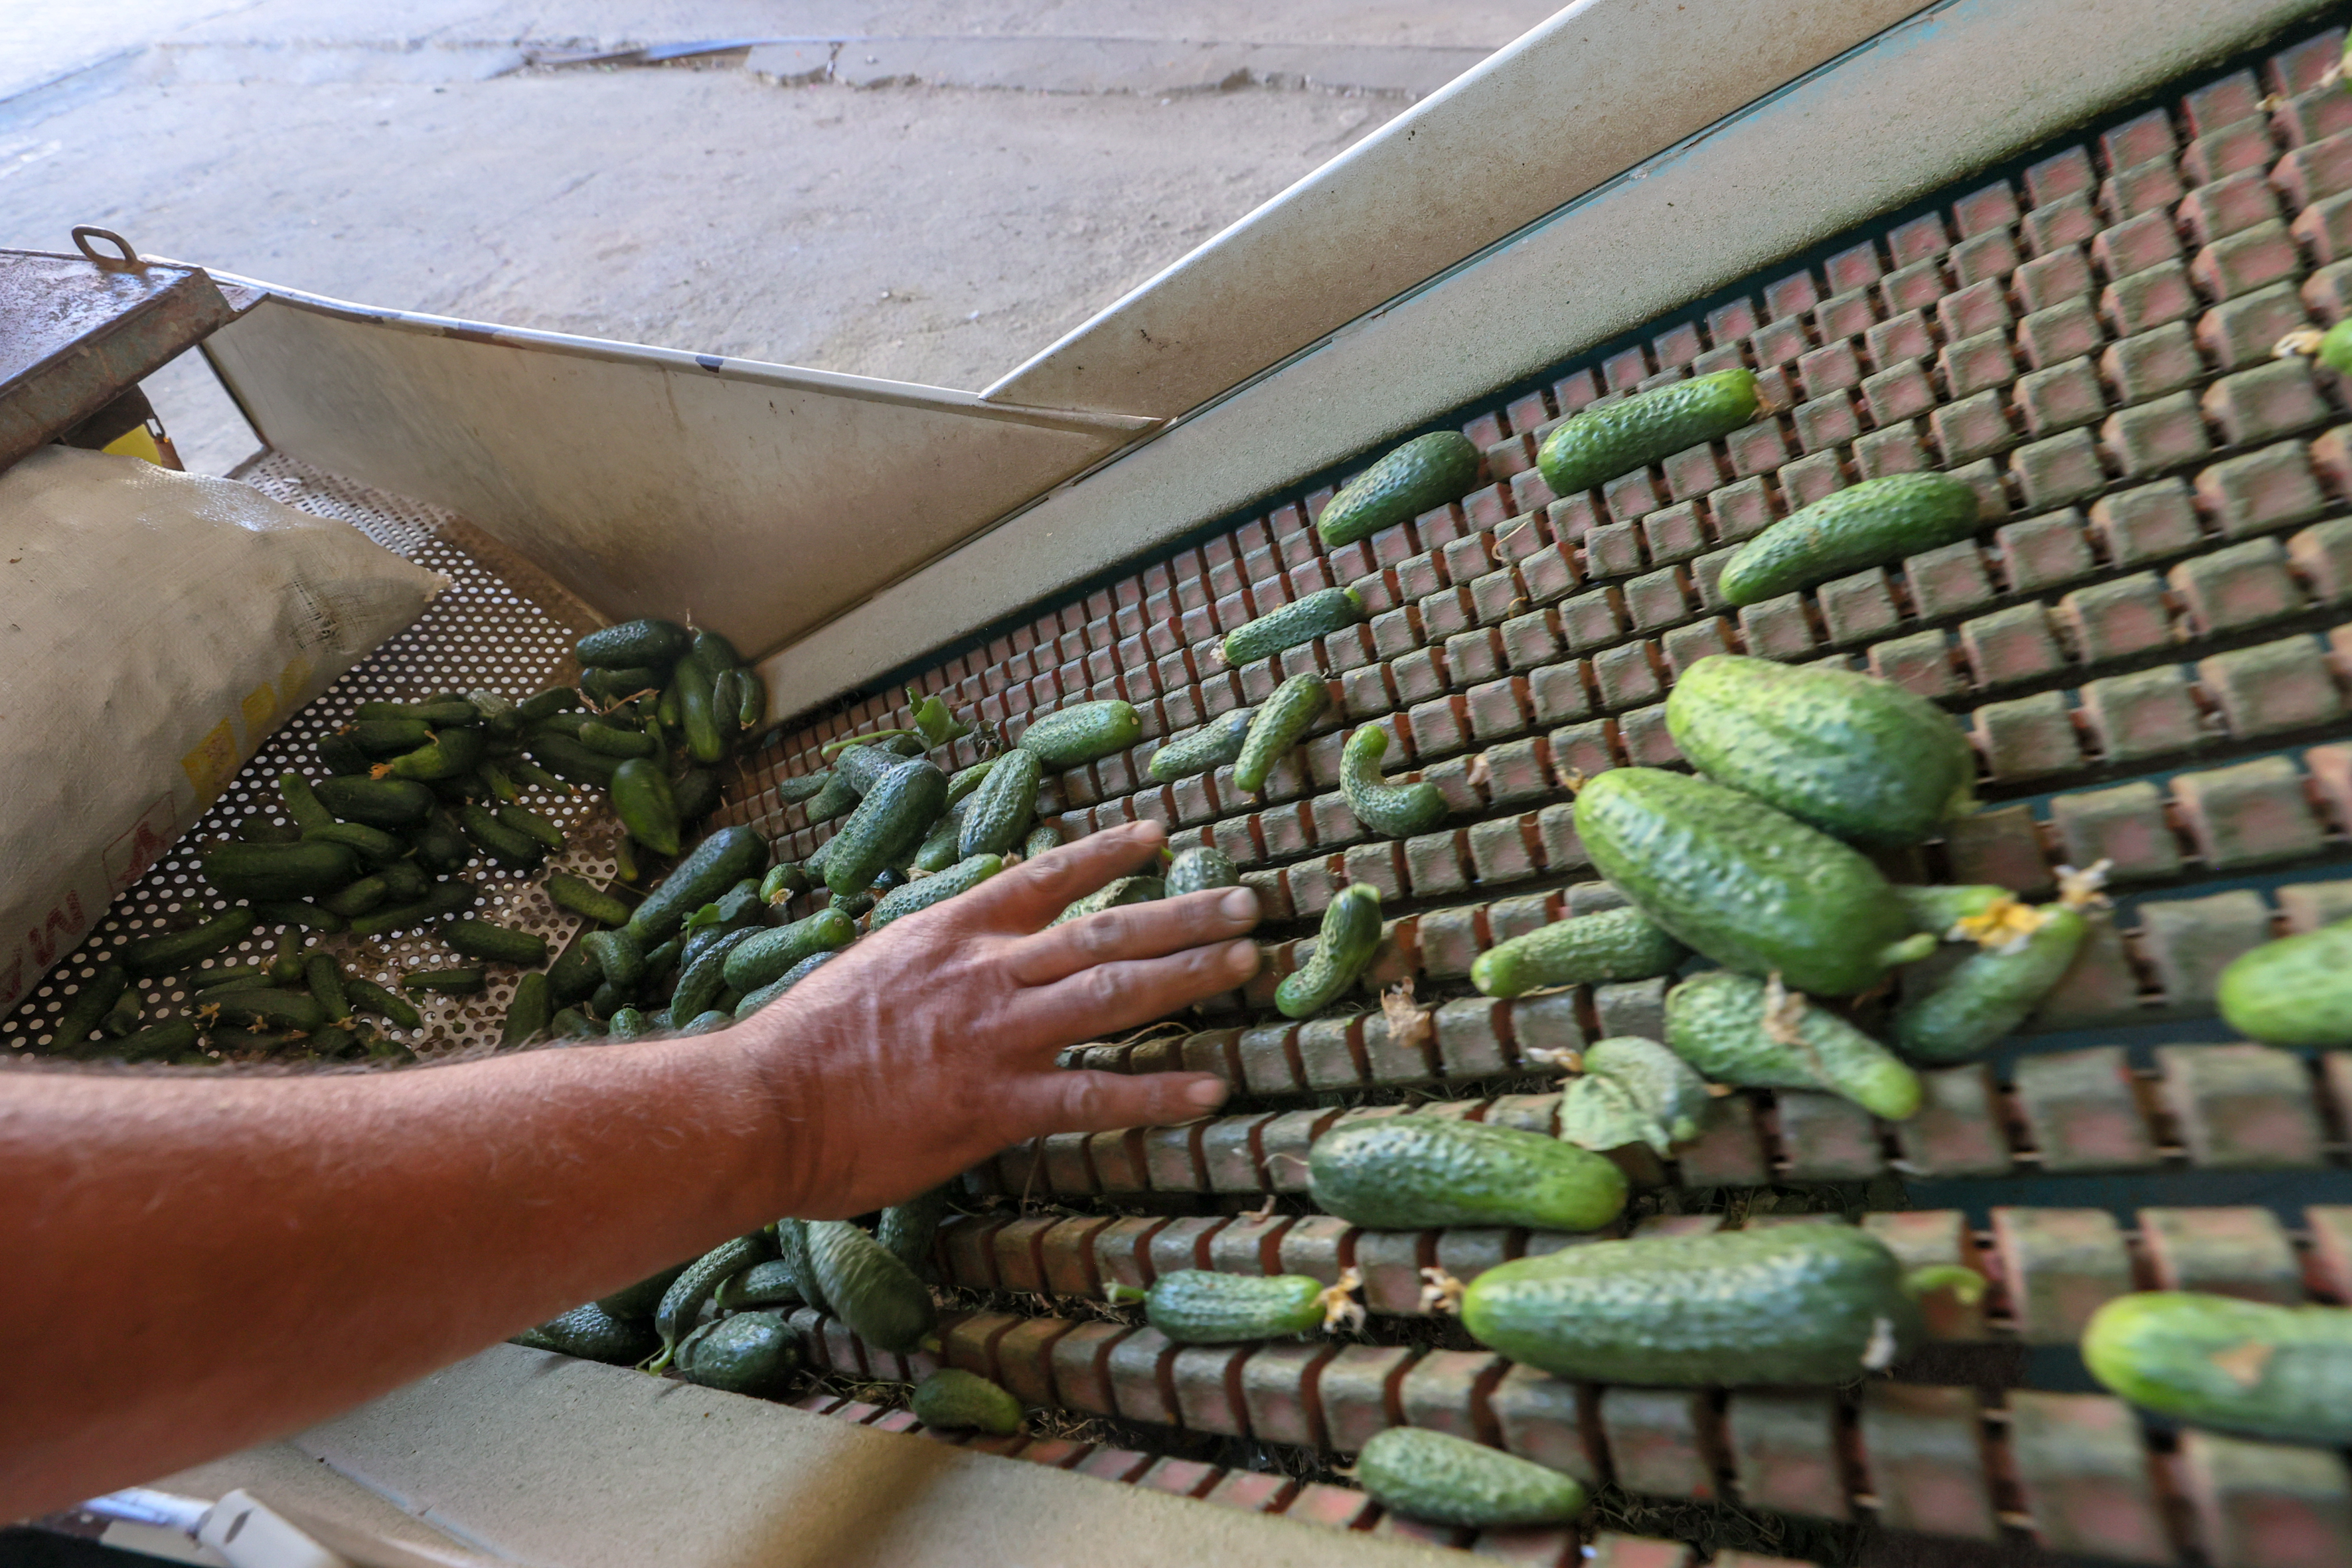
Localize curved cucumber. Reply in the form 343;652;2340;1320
1665;969;1922;1120
2220;919;2352;1046
676;1310;801;1397
1665;655;1976;846
736;951;836;1018
1575;768;1932;996
713;1259;803;1311
1537;369;1759;497
443;918;548;967
944;754;999;806
583;928;647;992
1220;587;1365;665
1234;674;1329;794
123;907;260;977
1164;846;1240;898
2083;1291;2352;1445
958;747;1040;858
775;1219;824;1313
1144;1271;1328;1343
650;1233;775;1370
870;854;1002;930
1018;700;1142;768
1719;471;1982;606
314;775;435;828
1892;906;2086;1063
675;1008;734;1036
1470;906;1685;998
1147;708;1255;783
1050;874;1163;927
576;618;690;669
1276;882;1381;1018
876;1186;952;1275
513;1301;661;1366
825;759;947;897
1339;723;1446;838
48;961;129;1052
722;908;858;992
806;1219;935;1352
1462;1225;1919;1385
911;1368;1023;1434
546;873;631;928
1316;431;1482;548
1356;1429;1587;1529
610;758;682;857
625;826;769;946
1308;1114;1626;1232
672;927;759;1020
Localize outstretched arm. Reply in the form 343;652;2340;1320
1;819;1253;1520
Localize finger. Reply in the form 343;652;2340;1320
1014;939;1261;1044
947;819;1168;932
1008;1067;1231;1140
1003;886;1261;986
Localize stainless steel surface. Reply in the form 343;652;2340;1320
197;282;1160;663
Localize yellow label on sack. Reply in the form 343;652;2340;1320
240;683;275;742
181;718;240;802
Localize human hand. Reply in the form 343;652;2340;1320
737;819;1257;1217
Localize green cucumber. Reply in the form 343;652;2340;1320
671;767;720;824
2084;1292;2352;1445
576;618;690;669
302;821;406;868
583;929;646;992
1018;700;1142;768
734;951;836;1018
824;759;947;897
252;900;346;934
1233;674;1328;794
944;755;998;806
357;696;479;726
1893;906;2086;1062
546;873;630;927
211;989;325;1032
459;803;543;870
1316;431;1482;547
714;1259;803;1312
671;928;759;1020
625;826;769;946
314;775;435;828
1664;655;1976;846
376;726;486;783
675;1008;732;1035
1356;1429;1588;1529
319;870;387;917
122;907;260;977
649;1232;777;1370
722;908;858;991
494;804;566;853
378;861;429;902
501;971;552;1045
200;840;358;902
1719;471;1983;606
114;1018;199;1061
1338;722;1445;838
1276;882;1381;1018
408;810;473;875
578;721;655;759
958;747;1040;858
1561;1035;1712;1156
610;757;682;857
278;770;333;831
443;918;549;967
404;967;485;996
1022;823;1062;860
911;1369;1022;1435
607;1006;654;1041
580;666;664;707
1575;768;1934;996
48;962;130;1052
675;655;728;767
597;1260;694;1320
1220;587;1366;666
1144;1271;1329;1343
527;732;621;787
305;952;351;1024
346;716;433;757
1050;875;1163;927
1471;907;1686;998
806;1219;935;1352
99;987;143;1042
512;1301;660;1366
1164;846;1240;898
236;813;302;844
733;666;767;731
1308;1113;1626;1231
516;687;582;724
1665;970;1922;1119
550;1006;603;1040
347;878;478;937
2220;919;2352;1046
344;978;422;1030
1537;369;1759;498
759;864;809;905
314;733;371;776
834;737;925;794
870;855;1003;930
546;941;601;1006
778;771;832;805
1460;1225;1921;1385
876;1187;951;1276
676;1311;801;1396
802;769;858;823
910;803;970;874
1898;884;2015;936
775;1219;824;1313
1146;707;1255;783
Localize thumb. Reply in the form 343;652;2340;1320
1012;1067;1229;1140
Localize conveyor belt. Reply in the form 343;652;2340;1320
714;22;2352;1566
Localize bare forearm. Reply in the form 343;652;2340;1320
1;1034;803;1518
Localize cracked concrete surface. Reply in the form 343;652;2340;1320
1;1;1560;472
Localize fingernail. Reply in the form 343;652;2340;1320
1219;888;1259;920
1225;939;1261;975
1184;1079;1229;1108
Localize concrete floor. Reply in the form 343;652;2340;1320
1;1;1561;472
